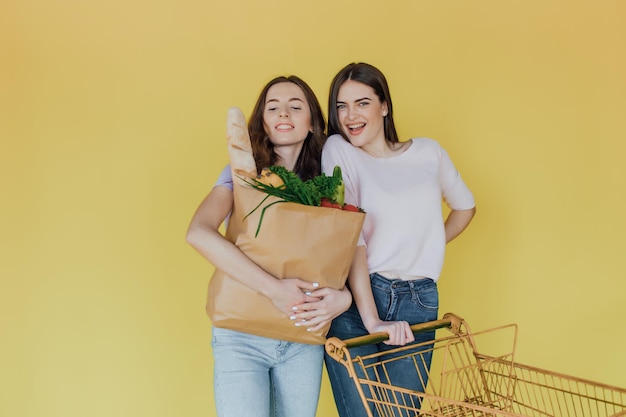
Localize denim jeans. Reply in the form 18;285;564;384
324;273;439;417
212;327;324;417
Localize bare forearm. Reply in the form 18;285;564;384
445;207;476;243
348;246;381;331
185;187;281;298
348;246;415;345
186;225;280;297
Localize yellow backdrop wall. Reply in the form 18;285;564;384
1;0;624;416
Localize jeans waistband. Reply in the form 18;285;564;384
370;272;434;290
377;271;427;280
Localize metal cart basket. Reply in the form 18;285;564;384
325;312;626;417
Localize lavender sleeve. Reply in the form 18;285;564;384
214;164;234;190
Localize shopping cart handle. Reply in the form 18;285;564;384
336;313;463;348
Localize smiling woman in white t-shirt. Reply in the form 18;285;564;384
313;62;476;417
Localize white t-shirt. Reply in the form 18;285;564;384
321;134;475;282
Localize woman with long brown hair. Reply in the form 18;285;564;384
187;75;352;417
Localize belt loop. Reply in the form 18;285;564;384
409;279;420;302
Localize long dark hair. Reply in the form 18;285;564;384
248;76;326;180
328;62;399;144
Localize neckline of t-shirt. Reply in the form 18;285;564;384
358;138;415;161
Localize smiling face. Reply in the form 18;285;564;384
262;82;312;150
336;79;388;149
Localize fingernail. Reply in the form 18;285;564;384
295;323;301;327
312;282;319;288
301;319;306;323
290;315;296;320
305;291;312;296
292;306;298;311
307;328;313;332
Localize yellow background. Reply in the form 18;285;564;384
1;0;625;416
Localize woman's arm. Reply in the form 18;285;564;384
290;286;352;332
186;186;318;316
347;246;414;346
444;207;476;243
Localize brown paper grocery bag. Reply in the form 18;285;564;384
206;182;365;344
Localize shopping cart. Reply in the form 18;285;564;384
325;312;626;417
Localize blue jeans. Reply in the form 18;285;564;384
324;273;439;417
212;327;324;417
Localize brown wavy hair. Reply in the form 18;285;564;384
247;76;326;181
328;62;399;144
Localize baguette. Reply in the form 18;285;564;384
226;107;257;185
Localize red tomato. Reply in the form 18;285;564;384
320;198;342;209
342;204;361;212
